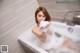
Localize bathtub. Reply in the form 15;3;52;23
18;21;80;53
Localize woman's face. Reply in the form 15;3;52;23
37;11;46;23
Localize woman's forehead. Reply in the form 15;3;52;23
37;11;45;16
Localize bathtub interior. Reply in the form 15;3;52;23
53;22;80;40
18;21;80;53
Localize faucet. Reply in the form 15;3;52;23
63;11;80;26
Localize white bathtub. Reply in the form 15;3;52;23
18;21;80;53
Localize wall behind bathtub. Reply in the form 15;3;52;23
0;0;39;53
37;0;80;22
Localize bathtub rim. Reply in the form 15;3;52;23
18;36;48;53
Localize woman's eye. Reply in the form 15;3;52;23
43;16;45;17
38;15;42;17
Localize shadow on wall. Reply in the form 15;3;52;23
0;0;3;3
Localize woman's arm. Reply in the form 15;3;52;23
32;28;46;43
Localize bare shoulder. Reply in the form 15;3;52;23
32;25;38;33
32;25;42;36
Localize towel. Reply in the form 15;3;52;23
39;21;51;33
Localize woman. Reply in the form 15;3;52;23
32;7;51;43
32;7;80;52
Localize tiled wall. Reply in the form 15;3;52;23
37;0;80;21
0;0;39;53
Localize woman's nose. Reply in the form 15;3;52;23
40;17;45;21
